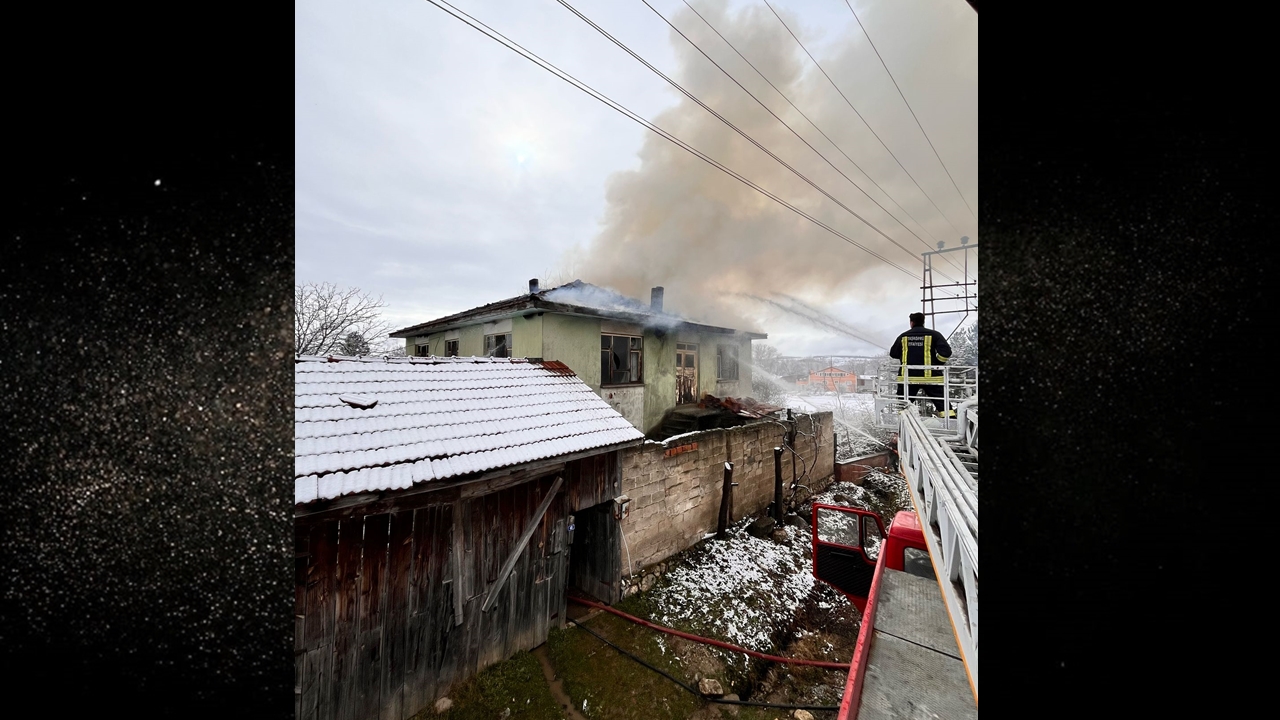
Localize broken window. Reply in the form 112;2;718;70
483;334;511;358
717;344;739;381
445;339;459;357
601;334;642;385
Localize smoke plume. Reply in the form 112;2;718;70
572;0;976;338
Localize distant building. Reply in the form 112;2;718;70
795;366;857;393
389;279;766;434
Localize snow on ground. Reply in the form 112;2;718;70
785;391;890;460
785;392;874;416
648;518;816;659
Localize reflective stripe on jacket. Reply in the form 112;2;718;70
890;327;952;384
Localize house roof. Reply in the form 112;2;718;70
294;355;645;505
389;280;767;339
812;367;854;375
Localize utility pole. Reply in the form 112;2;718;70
921;237;978;338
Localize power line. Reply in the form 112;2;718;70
551;0;931;277
418;0;918;278
645;0;947;279
641;0;962;284
760;0;969;238
844;0;976;222
676;0;968;279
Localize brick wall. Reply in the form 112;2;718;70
618;412;834;572
834;451;893;485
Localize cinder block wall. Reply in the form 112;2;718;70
619;412;834;572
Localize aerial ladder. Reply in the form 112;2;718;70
813;364;978;718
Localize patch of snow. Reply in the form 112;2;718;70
649;518;815;658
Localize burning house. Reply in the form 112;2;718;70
294;355;644;719
389;279;768;435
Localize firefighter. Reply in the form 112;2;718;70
889;312;952;416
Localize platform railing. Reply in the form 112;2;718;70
873;363;978;430
899;407;978;700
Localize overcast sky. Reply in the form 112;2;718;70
296;0;976;357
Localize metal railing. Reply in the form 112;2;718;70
898;405;978;700
872;363;978;430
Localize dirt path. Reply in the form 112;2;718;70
532;644;590;720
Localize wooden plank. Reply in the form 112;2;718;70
481;476;564;612
332;517;364;720
357;513;389;720
295;522;309;716
459;462;566;499
297;485;462;526
403;504;433;716
303;521;338;720
465;498;485;678
433;503;462;700
451;500;464;627
380;511;412;720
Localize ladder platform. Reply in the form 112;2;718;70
858;568;977;719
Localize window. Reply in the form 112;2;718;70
717;344;738;381
483;334;510;358
903;546;934;579
414;344;430;357
601;334;642;385
445;339;459;357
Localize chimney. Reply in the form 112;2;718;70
650;286;664;312
529;278;540;294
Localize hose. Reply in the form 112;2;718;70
568;619;841;713
568;596;849;670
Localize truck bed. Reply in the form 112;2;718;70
857;566;977;719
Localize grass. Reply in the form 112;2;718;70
547;611;703;720
412;650;563;720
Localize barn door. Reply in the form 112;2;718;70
568;501;622;604
676;343;698;405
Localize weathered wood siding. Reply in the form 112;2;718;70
295;452;621;720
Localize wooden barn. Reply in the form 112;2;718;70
294;355;644;720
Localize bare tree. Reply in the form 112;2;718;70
295;282;390;356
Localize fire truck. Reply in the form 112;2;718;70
813;365;978;718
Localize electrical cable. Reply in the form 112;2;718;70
844;0;976;222
680;0;969;278
568;595;848;669
551;0;932;276
419;0;919;278
568;617;843;713
641;0;959;281
761;0;969;238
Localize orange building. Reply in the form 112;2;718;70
795;366;857;392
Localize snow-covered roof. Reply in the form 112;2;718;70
295;355;644;505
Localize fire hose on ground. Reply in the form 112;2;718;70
566;613;841;713
568;596;849;670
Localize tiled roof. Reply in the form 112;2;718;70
295;355;644;505
389;279;767;339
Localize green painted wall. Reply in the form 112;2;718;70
458;325;484;357
400;313;753;435
642;330;677;433
512;313;544;358
542;314;602;388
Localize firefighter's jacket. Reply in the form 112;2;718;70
889;327;952;384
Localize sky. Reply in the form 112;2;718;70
296;0;977;357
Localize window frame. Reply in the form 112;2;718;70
600;333;643;386
483;333;511;358
716;344;739;381
444;339;459;357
